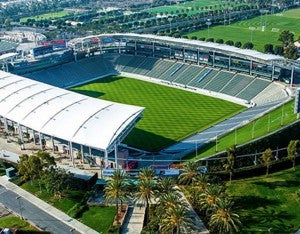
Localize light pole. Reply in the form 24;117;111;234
16;196;23;219
249;26;255;43
206;19;212;38
168;17;173;34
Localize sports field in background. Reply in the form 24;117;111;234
144;0;242;16
71;76;244;152
20;10;69;22
187;8;300;52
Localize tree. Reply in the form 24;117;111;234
206;38;214;42
287;140;299;169
223;145;236;183
209;198;241;233
135;178;155;223
216;38;224;44
160;205;192;234
178;161;199;185
242;42;254;49
264;44;274;54
156;177;177;195
18;151;55;183
225;40;234;46
260;148;273;176
3;18;11;30
274;45;284;55
138;167;155;182
104;170;128;224
200;185;224;215
278;30;294;46
43;167;73;199
234;41;242;48
284;44;299;60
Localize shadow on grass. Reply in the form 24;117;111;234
71;89;105;98
124;128;176;152
240;207;296;233
234;196;280;210
253;180;300;190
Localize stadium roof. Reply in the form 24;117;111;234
0;70;144;152
71;33;285;63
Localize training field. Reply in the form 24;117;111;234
20;10;69;22
187;8;300;52
145;0;229;16
71;76;244;152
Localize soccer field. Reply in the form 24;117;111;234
71;76;244;152
187;8;300;52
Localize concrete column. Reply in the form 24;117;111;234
39;132;43;150
89;147;92;156
212;51;215;67
51;136;55;152
134;40;137;56
228;56;231;71
197;49;200;65
114;144;118;169
80;145;84;162
18;124;25;150
104;150;109;168
33;130;36;144
69;141;74;167
250;60;253;75
271;63;275;81
183;47;185;62
290;66;295;87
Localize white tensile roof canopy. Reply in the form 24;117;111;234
0;70;144;152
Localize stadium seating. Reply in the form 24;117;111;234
220;73;254;96
24;53;276;103
236;78;271;101
26;55;116;88
173;65;204;86
203;70;236;92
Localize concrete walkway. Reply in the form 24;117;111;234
0;176;99;234
121;204;145;234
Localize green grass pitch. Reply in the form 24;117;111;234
187;8;300;52
71;76;244;152
20;10;69;22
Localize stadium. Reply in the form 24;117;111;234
0;33;299;169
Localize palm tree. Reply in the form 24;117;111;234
199;185;225;215
287;140;299;169
223;145;236;183
260;148;273;176
134;178;155;224
178;161;199;185
160;205;192;234
104;170;127;224
156;177;177;196
209;198;242;233
138;167;155;181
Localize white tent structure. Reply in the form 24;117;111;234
0;70;144;167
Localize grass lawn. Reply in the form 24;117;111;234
20;10;69;22
21;181;85;213
144;0;248;16
79;206;116;234
0;216;38;231
186;100;297;160
71;76;244;151
227;165;300;233
187;8;300;52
